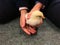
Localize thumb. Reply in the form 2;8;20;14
26;13;31;19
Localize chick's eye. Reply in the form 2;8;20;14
36;16;41;18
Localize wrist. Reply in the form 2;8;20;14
20;9;27;16
19;7;28;15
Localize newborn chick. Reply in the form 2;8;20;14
25;10;45;26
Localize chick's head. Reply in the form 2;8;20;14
31;10;45;19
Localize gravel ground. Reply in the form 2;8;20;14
0;18;60;45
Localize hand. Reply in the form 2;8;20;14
20;13;36;35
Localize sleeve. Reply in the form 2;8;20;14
38;0;48;5
17;0;29;8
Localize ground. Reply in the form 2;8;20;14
0;18;60;45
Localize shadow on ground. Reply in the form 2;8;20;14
0;18;60;45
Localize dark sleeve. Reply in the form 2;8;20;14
38;0;47;5
17;0;29;8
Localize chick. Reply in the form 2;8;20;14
25;10;45;26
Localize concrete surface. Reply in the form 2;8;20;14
0;18;60;45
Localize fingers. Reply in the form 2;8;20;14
28;26;36;34
22;26;36;35
22;27;31;35
27;13;31;19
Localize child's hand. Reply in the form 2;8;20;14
20;14;30;35
20;15;36;35
20;10;36;35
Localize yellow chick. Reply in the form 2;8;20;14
25;10;45;26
